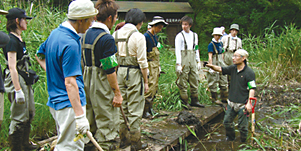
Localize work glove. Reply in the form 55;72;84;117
176;65;182;75
15;89;25;104
147;68;149;76
209;69;215;74
75;114;90;135
197;62;201;70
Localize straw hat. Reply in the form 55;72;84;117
0;9;8;15
212;27;223;36
67;0;98;20
148;16;168;27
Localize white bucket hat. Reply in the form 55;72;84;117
148;16;168;27
212;27;223;36
67;0;98;20
0;9;8;15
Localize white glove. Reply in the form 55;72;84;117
147;68;149;76
15;89;25;104
209;68;215;74
176;65;182;75
197;62;201;70
75;114;90;135
159;66;161;73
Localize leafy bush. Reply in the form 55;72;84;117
243;23;301;85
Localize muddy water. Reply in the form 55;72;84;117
191;108;288;151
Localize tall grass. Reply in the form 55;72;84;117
243;23;301;85
0;1;66;149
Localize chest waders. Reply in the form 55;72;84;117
178;32;204;109
4;55;37;151
115;30;148;150
224;36;242;90
143;31;160;118
207;42;228;105
81;31;120;150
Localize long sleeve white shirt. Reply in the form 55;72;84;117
112;23;148;69
175;30;200;65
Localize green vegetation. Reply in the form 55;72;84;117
1;0;301;150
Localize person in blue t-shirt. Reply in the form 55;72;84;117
36;0;98;150
142;16;167;119
207;27;228;105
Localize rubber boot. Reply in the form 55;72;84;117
142;98;152;119
23;122;39;151
190;93;205;108
119;124;131;149
130;131;148;151
9;125;24;151
211;91;222;105
179;92;191;110
220;88;228;103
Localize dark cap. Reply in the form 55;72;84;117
6;8;32;20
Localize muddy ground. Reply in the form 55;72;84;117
256;81;301;108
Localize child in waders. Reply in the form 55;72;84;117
207;27;228;105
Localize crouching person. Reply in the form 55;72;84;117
205;49;256;142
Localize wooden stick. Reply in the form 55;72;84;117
120;106;130;131
87;131;104;151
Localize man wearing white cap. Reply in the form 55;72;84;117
207;27;228;105
175;16;204;109
36;0;98;150
143;16;167;118
205;49;256;143
221;24;242;89
0;9;9;130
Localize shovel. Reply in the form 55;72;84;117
249;97;257;143
120;106;130;131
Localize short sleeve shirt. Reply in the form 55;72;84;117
144;31;158;52
222;64;256;103
37;25;86;110
208;41;223;55
3;33;26;60
82;28;117;74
